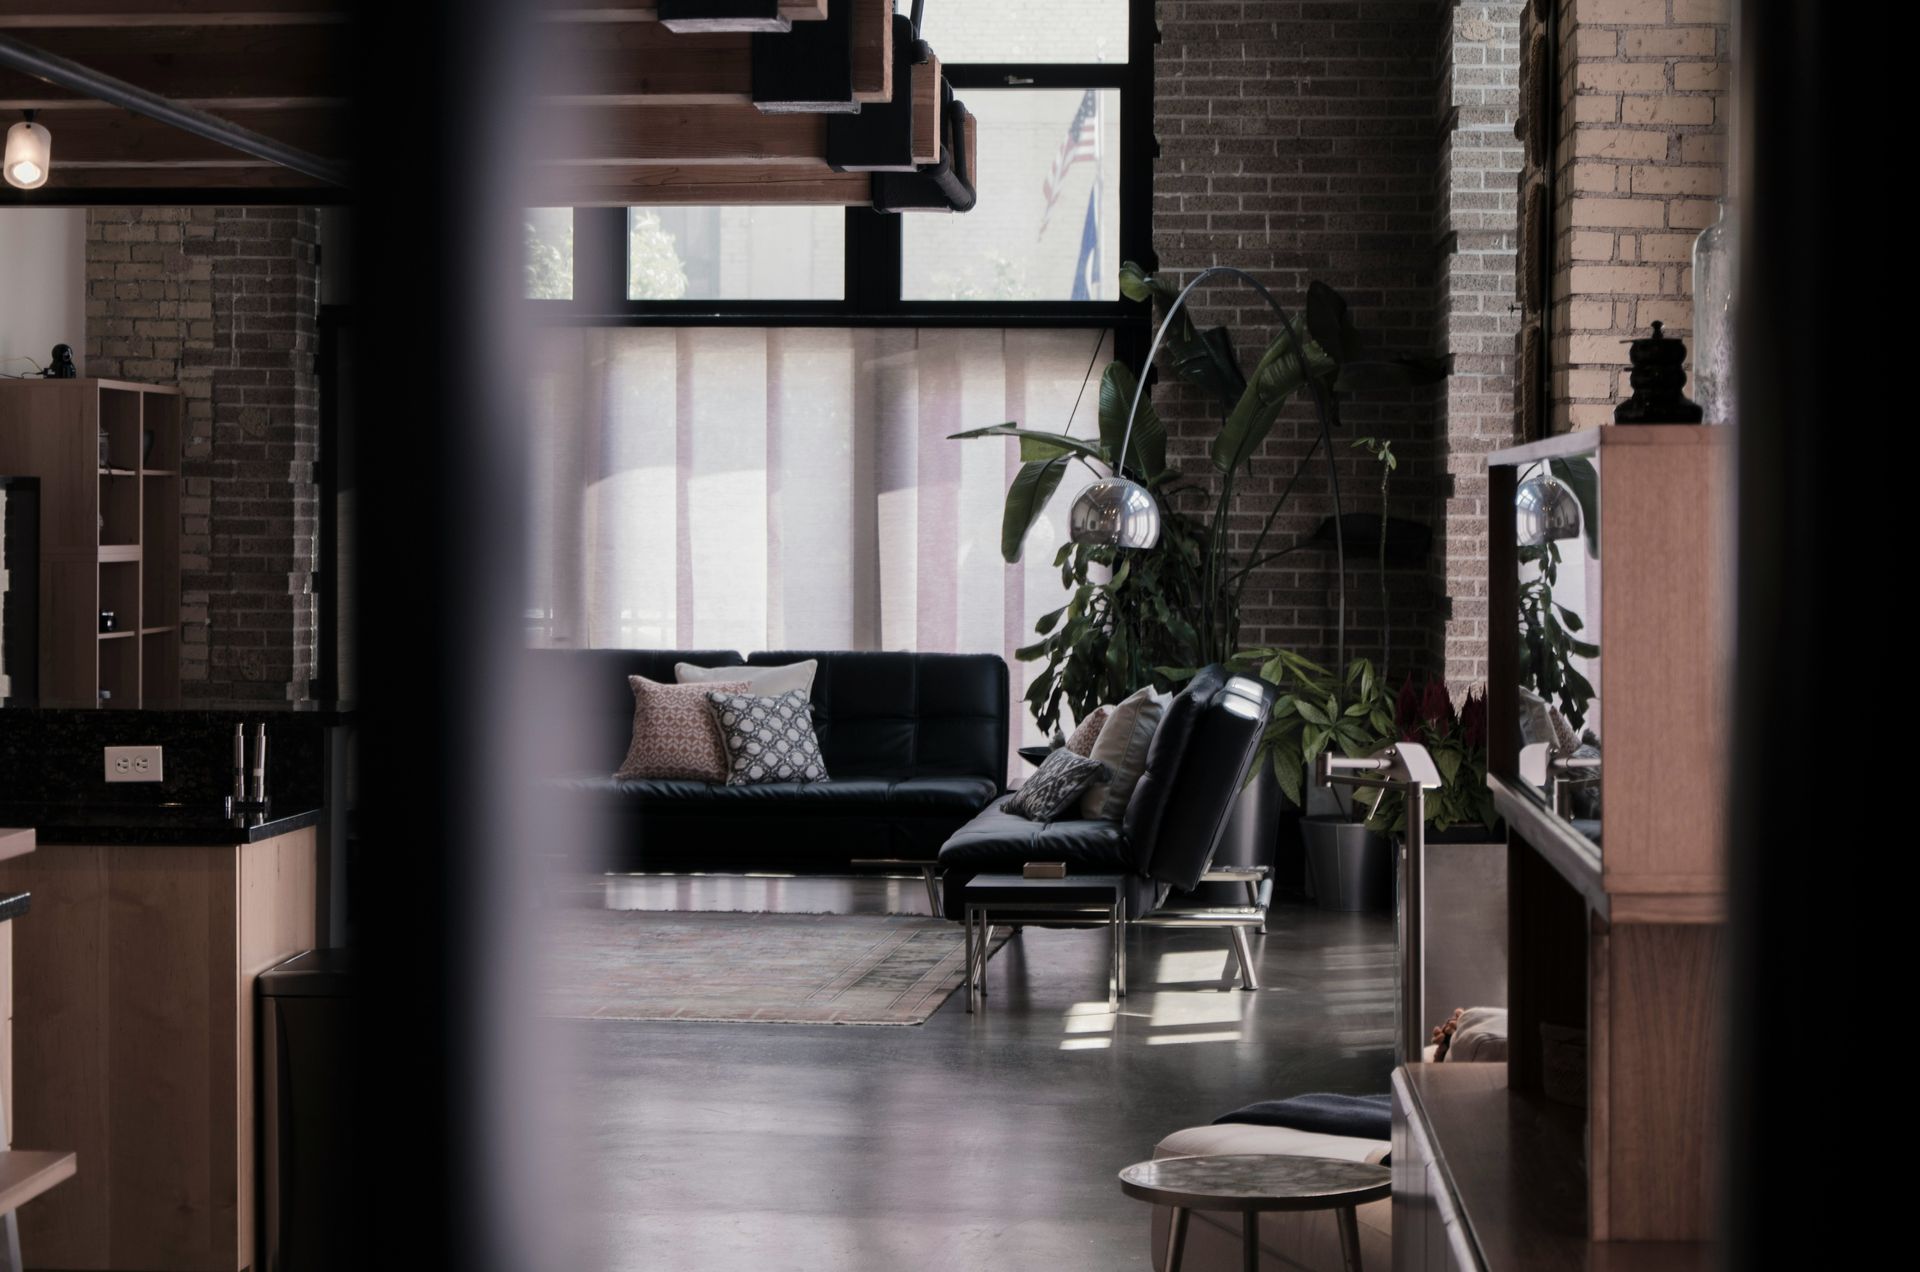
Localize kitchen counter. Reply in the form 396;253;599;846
0;802;322;846
0;889;27;923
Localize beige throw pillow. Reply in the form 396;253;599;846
1063;707;1109;757
676;659;818;699
614;675;749;782
1079;686;1168;821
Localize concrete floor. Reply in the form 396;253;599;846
558;877;1396;1272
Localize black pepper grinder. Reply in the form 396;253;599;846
1613;320;1703;424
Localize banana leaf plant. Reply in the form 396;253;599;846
952;261;1446;739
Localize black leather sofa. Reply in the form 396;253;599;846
527;648;1009;872
937;665;1275;924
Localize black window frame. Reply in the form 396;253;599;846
527;0;1157;339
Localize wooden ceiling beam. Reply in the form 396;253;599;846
25;105;342;166
0;2;344;28
539;103;825;165
35;162;328;189
538;1;826;22
534;162;867;206
0;25;346;110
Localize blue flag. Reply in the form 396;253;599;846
1070;185;1099;301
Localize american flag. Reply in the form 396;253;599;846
1039;89;1099;239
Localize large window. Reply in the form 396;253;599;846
524;326;1113;752
523;0;1152;320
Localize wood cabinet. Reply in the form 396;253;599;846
1393;427;1729;1270
0;379;182;708
0;828;316;1271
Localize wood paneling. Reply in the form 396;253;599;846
0;1;345;26
0;829;317;1271
541;102;825;164
540;161;869;205
20;105;343;167
1591;923;1722;1241
1597;428;1730;896
0;24;348;110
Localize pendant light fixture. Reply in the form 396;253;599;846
4;110;50;190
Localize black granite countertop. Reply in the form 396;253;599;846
0;802;323;846
0;891;28;923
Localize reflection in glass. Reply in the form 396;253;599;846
1515;455;1602;841
903;89;1121;302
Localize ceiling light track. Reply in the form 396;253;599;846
0;33;347;189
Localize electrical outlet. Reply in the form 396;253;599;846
104;745;164;783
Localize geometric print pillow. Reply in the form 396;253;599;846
1005;747;1106;822
703;689;830;785
614;675;750;782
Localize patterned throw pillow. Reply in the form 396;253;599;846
1063;707;1109;757
1005;748;1107;822
614;676;749;782
704;689;830;785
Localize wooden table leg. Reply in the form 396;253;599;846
1164;1205;1188;1272
1242;1210;1259;1272
1335;1204;1362;1271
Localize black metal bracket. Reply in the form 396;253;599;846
827;16;921;172
751;0;857;114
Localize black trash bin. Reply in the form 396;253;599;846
257;948;356;1272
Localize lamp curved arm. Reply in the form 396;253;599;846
1117;264;1348;670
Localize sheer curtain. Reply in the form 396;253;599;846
524;327;1113;750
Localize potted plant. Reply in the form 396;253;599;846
952;264;1445;891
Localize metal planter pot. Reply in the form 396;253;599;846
1302;817;1395;912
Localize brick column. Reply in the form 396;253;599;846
1153;0;1443;675
1433;2;1525;688
83;207;320;703
1551;0;1729;431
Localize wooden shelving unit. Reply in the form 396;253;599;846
1393;427;1730;1271
0;378;182;708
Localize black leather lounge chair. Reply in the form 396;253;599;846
937;665;1278;998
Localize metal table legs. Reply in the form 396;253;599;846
963;898;1125;1013
1335;1204;1363;1270
1165;1206;1189;1272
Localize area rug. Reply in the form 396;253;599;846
541;909;1005;1026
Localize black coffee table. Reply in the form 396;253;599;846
1118;1153;1391;1272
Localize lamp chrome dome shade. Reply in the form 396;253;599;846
1068;476;1161;550
1514;474;1582;547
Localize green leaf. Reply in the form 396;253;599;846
1296;698;1331;727
1549;457;1601;557
950;422;1109;467
1000;456;1069;563
1097;362;1167;478
1433;747;1462;787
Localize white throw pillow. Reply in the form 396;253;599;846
1078;685;1168;821
1444;1007;1510;1062
677;659;818;699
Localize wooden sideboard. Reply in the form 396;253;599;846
0;825;316;1271
1393;427;1729;1270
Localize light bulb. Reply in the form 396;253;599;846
4;119;52;191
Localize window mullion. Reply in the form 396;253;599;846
572;207;627;313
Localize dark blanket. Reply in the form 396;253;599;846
1212;1092;1392;1141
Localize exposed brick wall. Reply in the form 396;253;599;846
83;207;320;703
1432;2;1524;687
1551;0;1729;431
1153;0;1445;679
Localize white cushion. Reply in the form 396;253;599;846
1079;685;1167;820
1154;1122;1389;1165
676;659;817;699
1445;1006;1509;1062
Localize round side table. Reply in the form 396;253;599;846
1118;1153;1391;1272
